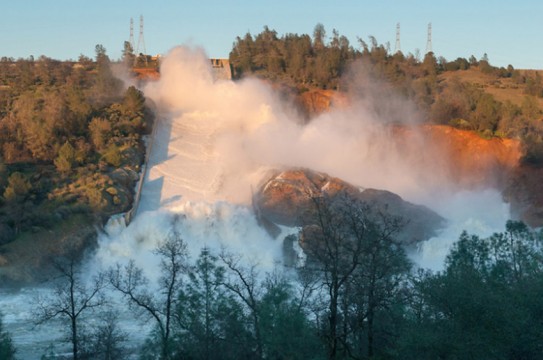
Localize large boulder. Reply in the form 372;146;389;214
254;168;445;246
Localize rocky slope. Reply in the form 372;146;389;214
387;125;543;227
296;89;348;119
397;124;522;189
296;88;542;226
254;168;445;246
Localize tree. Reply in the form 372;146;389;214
101;143;122;167
95;44;108;65
122;86;145;116
3;172;31;203
93;44;122;102
0;156;6;196
219;251;265;359
175;246;251;360
299;193;411;359
109;222;189;359
214;250;323;360
401;222;543;359
313;23;326;51
3;172;32;234
258;268;324;360
230;32;255;77
54;141;76;174
33;255;107;360
88;117;112;151
80;312;128;360
122;41;135;67
473;93;500;134
0;312;16;360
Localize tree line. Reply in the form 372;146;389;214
2;193;542;359
229;24;543;165
0;45;152;245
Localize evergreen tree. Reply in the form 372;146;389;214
0;313;16;360
175;247;252;360
401;222;543;359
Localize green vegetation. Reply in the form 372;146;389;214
2;24;543;358
27;197;543;359
0;45;153;246
0;313;15;360
230;24;543;164
400;221;543;359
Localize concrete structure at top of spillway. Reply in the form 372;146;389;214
209;58;232;80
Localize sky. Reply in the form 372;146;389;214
1;0;542;69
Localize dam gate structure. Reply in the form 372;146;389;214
210;58;232;80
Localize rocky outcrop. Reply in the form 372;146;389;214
254;168;445;246
296;89;348;119
424;125;521;188
390;125;522;190
295;88;540;225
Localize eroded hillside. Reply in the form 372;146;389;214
298;88;542;227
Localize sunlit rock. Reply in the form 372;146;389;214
254;168;445;245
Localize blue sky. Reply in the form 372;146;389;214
2;0;542;69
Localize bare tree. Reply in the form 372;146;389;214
219;250;264;360
81;311;128;360
33;256;106;360
108;225;188;359
300;193;411;359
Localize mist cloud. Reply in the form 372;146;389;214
143;45;455;206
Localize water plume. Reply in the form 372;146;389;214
100;44;511;272
1;44;515;357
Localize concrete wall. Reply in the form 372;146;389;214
210;58;232;80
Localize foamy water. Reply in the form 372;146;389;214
1;45;514;358
410;188;511;271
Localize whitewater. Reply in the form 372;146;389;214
1;46;511;357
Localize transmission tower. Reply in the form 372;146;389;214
136;15;147;56
395;23;401;53
426;22;432;54
135;15;147;66
129;18;135;51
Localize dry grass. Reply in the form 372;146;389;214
0;214;95;285
439;67;543;108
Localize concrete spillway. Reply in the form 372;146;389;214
137;113;225;214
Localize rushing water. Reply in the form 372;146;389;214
0;46;515;357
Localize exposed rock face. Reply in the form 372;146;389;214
422;125;521;189
254;168;445;246
295;90;538;225
296;89;349;119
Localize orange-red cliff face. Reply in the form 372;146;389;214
396;125;522;190
296;89;349;119
297;89;542;226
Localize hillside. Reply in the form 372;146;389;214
439;67;543;109
0;54;154;284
